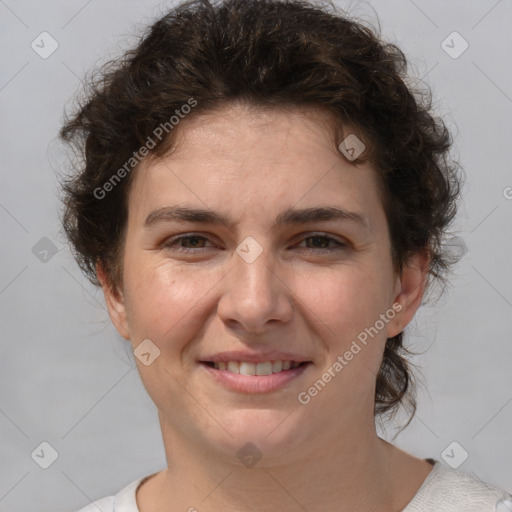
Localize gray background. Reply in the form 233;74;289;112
1;0;511;510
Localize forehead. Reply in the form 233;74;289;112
127;103;386;233
164;103;346;167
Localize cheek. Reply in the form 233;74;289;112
300;265;392;342
123;258;211;348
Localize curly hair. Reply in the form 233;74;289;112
58;0;463;424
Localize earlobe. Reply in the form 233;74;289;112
96;262;131;340
386;250;430;339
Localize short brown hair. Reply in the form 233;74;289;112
58;0;463;424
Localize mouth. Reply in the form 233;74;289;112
199;359;313;393
200;360;311;375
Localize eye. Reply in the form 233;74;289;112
162;233;347;254
162;234;214;253
296;234;346;253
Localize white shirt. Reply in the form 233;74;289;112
76;460;512;512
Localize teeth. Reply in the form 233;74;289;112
256;361;273;375
239;362;256;375
272;360;283;372
227;361;240;374
211;360;304;375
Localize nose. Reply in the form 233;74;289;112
216;241;294;336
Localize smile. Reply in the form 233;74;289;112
200;360;312;393
204;360;306;375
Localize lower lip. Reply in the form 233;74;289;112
200;363;311;393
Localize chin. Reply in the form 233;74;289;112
202;408;309;465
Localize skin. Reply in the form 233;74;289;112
98;102;433;512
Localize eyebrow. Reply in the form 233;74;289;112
144;205;369;231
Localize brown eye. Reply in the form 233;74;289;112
297;234;346;252
163;234;214;253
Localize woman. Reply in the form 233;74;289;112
59;0;511;510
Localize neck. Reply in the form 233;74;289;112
143;412;402;512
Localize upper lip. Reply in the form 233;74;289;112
199;350;313;364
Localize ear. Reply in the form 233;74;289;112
386;249;430;339
96;261;131;340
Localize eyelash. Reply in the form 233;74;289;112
162;233;346;254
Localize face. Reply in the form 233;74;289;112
99;103;427;464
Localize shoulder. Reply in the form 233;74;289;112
405;461;512;512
